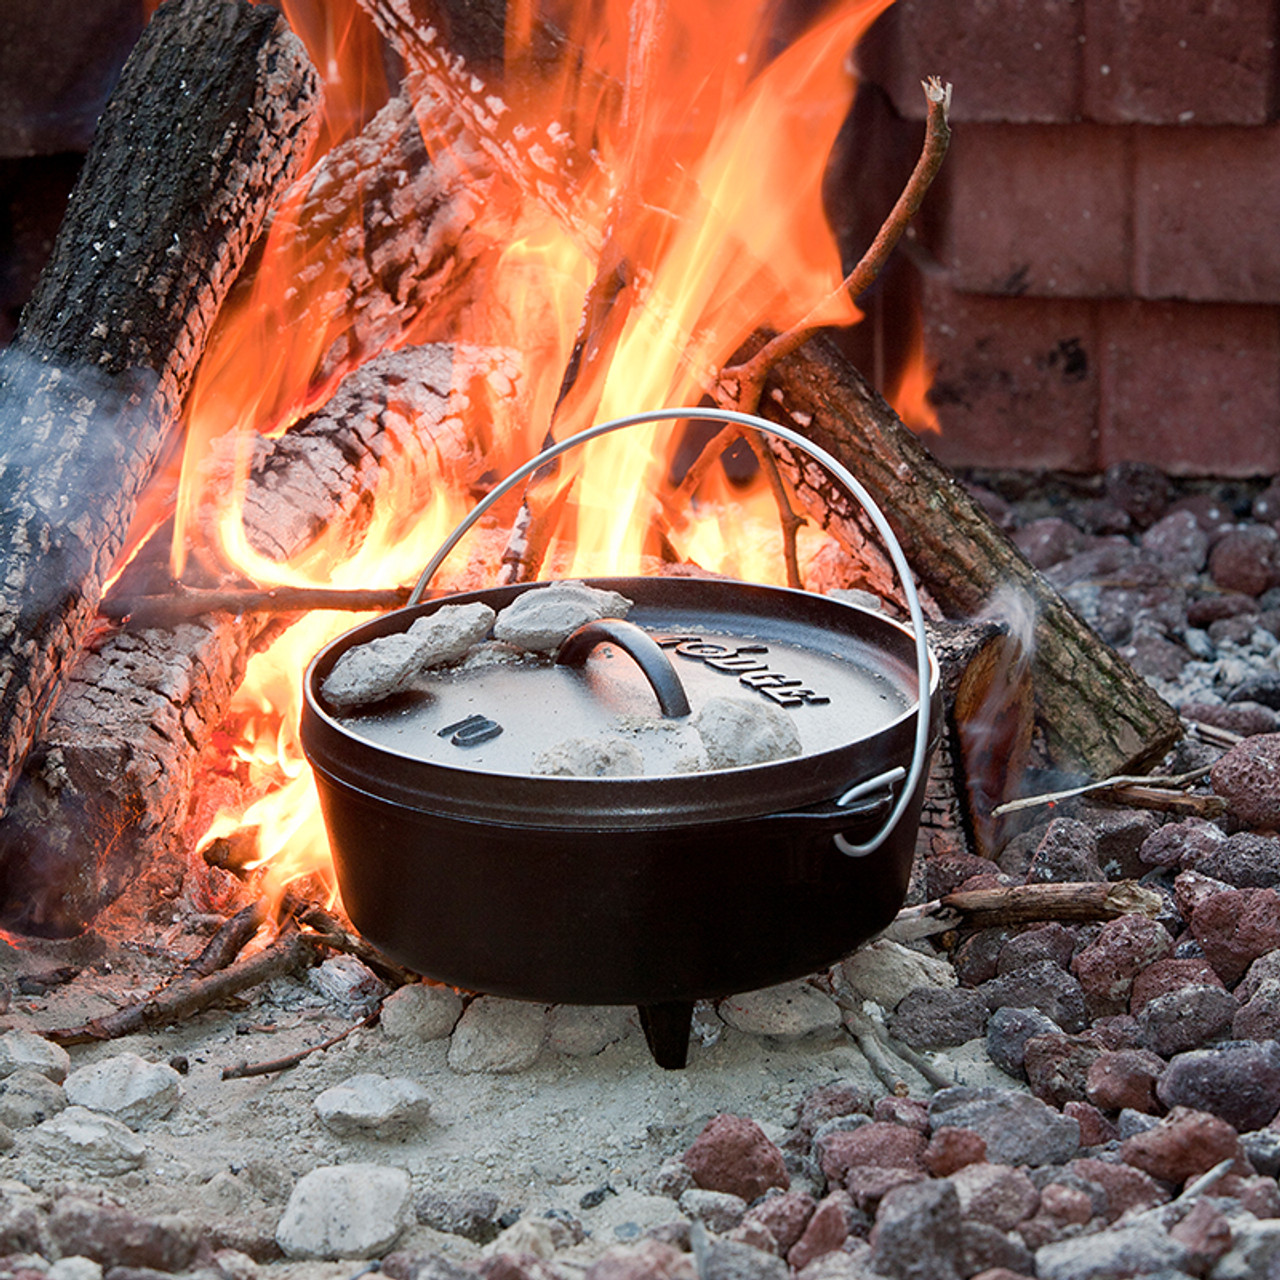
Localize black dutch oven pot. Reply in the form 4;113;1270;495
301;408;940;1067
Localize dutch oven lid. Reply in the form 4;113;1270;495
303;576;937;829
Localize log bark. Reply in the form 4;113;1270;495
0;344;485;936
0;0;321;805
752;332;1182;777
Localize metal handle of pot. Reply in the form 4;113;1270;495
408;407;932;859
557;618;692;719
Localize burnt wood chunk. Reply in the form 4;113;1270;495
0;345;484;936
756;332;1181;778
0;0;321;805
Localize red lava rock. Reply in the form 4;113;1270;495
1014;517;1087;569
842;1165;927;1214
1174;869;1234;918
1189;886;1280;984
948;1163;1040;1231
1215;1174;1280;1219
1120;1106;1246;1184
478;1254;566;1280
740;1191;816;1256
1023;1032;1101;1107
1156;1040;1280;1132
923;1126;988;1177
819;1122;927;1186
1085;1048;1166;1113
581;1240;697;1280
786;1191;853;1272
1169;1197;1233;1269
1234;977;1280;1039
1138;819;1226;870
1062;1100;1117;1147
794;1080;871;1138
968;1272;1036;1280
873;1096;931;1132
1037;1183;1094;1225
1208;525;1280;596
1071;914;1174;1017
45;1197;202;1272
1130;956;1224;1013
996;923;1077;975
1210;733;1280;828
928;851;1005;897
682;1113;789;1202
1068;1157;1169;1222
1027;818;1105;884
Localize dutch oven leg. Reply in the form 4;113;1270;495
637;1001;695;1069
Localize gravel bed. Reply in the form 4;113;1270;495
0;464;1277;1280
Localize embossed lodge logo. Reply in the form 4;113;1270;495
655;636;830;708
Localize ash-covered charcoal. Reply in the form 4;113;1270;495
321;602;495;708
692;695;803;769
532;734;645;777
492;580;634;652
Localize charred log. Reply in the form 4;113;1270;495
751;332;1181;778
0;0;321;804
0;344;485;936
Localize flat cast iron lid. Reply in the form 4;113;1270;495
304;577;934;828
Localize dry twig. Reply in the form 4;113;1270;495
221;1005;382;1080
992;766;1213;817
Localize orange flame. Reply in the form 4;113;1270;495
179;0;895;903
888;319;940;434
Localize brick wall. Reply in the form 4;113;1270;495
853;0;1280;476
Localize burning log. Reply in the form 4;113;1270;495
751;333;1182;778
0;345;485;935
0;0;322;805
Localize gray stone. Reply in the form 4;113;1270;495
416;1189;501;1243
1195;832;1280;889
959;1219;1035;1278
308;955;388;1017
29;1106;145;1175
986;1006;1062;1080
1233;976;1280;1040
322;602;495;708
947;1162;1040;1231
979;960;1089;1033
702;1239;789;1280
493;581;633;652
868;1179;962;1280
275;1164;413;1260
48;1260;103;1280
1212;1218;1280;1280
888;986;988;1049
928;1087;1080;1167
717;982;842;1041
63;1053;181;1125
1027;818;1105;884
1036;1222;1191;1280
532;734;645;777
1157;1040;1280;1133
314;1074;431;1138
0;1031;70;1084
679;1188;748;1233
1210;733;1280;829
692;696;802;770
839;940;956;1011
447;997;547;1074
546;1005;632;1056
1240;1128;1280;1178
0;1069;66;1129
380;984;463;1042
1136;985;1238;1056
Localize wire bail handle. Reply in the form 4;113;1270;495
409;407;933;858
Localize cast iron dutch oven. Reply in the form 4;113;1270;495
301;409;940;1066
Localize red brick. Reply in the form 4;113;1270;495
942;124;1131;297
1097;300;1280;476
920;277;1100;470
857;0;1084;123
1083;0;1277;125
1134;124;1280;304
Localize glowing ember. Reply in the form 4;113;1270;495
177;0;896;898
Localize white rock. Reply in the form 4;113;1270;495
447;997;548;1074
210;1250;259;1280
314;1074;431;1138
493;581;633;652
717;981;843;1040
839;939;956;1009
0;1030;70;1083
49;1259;104;1280
380;984;463;1041
321;602;494;709
486;1218;557;1259
64;1053;181;1125
308;955;388;1016
692;696;802;769
678;1187;747;1233
30;1106;146;1175
532;734;644;777
275;1163;413;1260
547;1006;633;1056
1212;1219;1280;1280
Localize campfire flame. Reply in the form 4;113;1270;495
176;0;897;899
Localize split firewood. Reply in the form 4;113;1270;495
101;586;415;630
0;0;321;806
44;927;319;1047
0;345;488;935
883;879;1165;944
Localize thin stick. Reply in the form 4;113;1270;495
44;930;318;1046
715;78;952;418
992;766;1212;817
221;1005;382;1080
293;902;417;988
180;899;270;981
101;585;412;629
